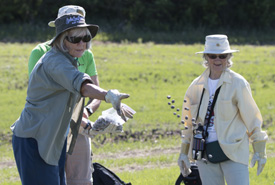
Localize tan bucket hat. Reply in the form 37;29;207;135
196;34;239;54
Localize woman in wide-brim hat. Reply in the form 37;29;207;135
177;34;268;185
11;13;130;185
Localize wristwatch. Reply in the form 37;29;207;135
84;119;91;130
85;106;93;116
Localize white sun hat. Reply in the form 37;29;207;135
48;5;86;27
196;34;239;54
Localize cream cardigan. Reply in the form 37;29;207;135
181;68;267;165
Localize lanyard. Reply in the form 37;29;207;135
196;86;221;138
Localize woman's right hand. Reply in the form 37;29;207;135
178;153;192;177
105;89;130;121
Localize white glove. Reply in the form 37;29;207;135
121;103;136;120
178;142;191;177
105;90;130;121
178;153;191;177
250;140;267;176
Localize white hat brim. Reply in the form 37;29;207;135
196;49;239;54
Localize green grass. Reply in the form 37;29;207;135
1;141;274;185
0;41;274;184
1;43;275;133
117;166;181;185
116;158;275;185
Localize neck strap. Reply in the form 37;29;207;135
196;86;221;138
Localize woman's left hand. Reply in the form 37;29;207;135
250;140;267;176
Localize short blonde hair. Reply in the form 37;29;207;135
202;53;233;68
53;27;92;52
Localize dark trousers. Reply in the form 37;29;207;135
12;135;67;185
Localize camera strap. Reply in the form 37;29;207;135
204;86;221;138
195;86;221;138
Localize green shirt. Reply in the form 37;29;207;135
28;40;97;76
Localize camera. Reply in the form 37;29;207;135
192;123;205;160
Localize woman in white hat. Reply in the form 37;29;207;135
11;12;130;185
177;34;268;185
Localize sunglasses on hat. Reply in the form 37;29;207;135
66;35;91;44
207;54;228;59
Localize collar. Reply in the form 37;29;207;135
52;47;78;68
195;68;232;88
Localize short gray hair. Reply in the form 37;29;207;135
202;53;233;68
52;27;92;52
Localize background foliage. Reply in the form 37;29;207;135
1;0;275;30
0;0;275;44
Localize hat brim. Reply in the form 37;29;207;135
49;24;99;45
48;21;55;27
196;49;239;54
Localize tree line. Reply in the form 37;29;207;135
1;0;274;32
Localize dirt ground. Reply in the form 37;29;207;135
0;145;180;184
0;129;181;175
93;146;180;173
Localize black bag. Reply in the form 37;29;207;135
93;163;132;185
205;141;229;163
175;163;202;185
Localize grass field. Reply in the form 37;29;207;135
0;41;274;184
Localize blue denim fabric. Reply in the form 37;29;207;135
12;135;67;185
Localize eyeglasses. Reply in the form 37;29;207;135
207;54;228;59
66;35;91;44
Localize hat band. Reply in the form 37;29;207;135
66;16;85;25
55;15;88;35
